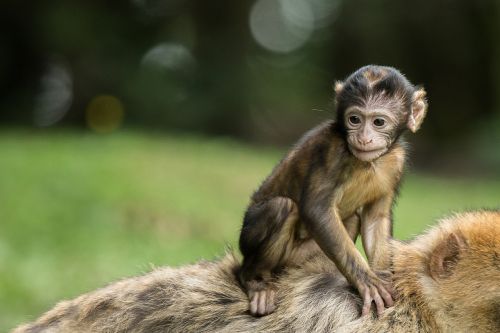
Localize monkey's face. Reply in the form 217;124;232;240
344;106;399;162
335;65;428;162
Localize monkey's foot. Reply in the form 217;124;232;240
246;281;277;316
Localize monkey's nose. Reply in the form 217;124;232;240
359;138;373;145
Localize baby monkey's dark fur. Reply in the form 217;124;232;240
239;65;428;316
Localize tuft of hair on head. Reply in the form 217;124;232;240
361;65;390;87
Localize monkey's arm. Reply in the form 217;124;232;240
301;196;393;316
361;195;394;271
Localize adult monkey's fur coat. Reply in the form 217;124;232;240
14;210;500;333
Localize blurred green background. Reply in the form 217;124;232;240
1;0;499;331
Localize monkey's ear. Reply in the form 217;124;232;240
334;81;344;97
408;88;428;133
429;232;467;280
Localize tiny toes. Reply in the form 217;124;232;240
247;286;277;316
250;294;259;315
257;291;266;315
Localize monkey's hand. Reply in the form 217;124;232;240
246;280;277;316
357;273;394;317
375;270;394;285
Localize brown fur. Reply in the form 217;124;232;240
13;210;500;333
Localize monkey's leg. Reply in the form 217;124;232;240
287;238;322;266
360;195;395;316
239;197;299;316
303;203;393;318
361;195;393;271
344;214;361;243
286;215;360;267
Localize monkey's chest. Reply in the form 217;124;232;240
337;168;395;219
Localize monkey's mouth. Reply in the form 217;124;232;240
350;146;387;162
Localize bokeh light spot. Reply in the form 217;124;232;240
249;0;314;53
34;62;73;127
85;95;124;134
141;42;195;73
309;0;340;29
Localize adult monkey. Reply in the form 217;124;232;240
239;65;428;316
13;210;500;333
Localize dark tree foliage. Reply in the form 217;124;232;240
0;0;499;170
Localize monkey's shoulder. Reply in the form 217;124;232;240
292;120;337;149
272;120;339;166
290;120;346;166
250;121;340;201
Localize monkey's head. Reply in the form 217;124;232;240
397;210;500;332
334;65;428;162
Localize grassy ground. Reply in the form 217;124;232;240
1;130;499;331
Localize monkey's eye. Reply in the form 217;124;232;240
348;115;361;125
373;118;386;127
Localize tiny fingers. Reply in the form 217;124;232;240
379;286;394;307
360;282;395;317
361;287;372;316
371;287;385;316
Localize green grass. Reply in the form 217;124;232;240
0;130;499;331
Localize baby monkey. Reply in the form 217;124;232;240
239;65;428;317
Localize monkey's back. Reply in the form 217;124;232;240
251;120;345;204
